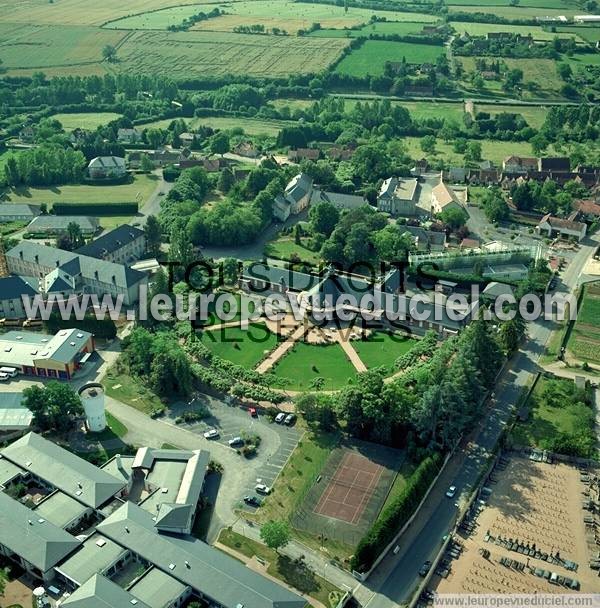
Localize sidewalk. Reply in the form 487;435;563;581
231;519;359;594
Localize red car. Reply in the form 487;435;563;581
248;407;258;417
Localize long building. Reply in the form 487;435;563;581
0;433;306;608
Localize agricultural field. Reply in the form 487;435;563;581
104;4;214;29
555;26;600;43
473;103;548;129
113;30;349;78
336;40;445;76
447;0;576;7
50;112;123;131
309;20;434;38
272;342;358;391
0;0;206;26
0;22;126;71
567;282;600;365
1;174;158;207
447;5;580;18
458;56;563;98
138;115;293;136
449;21;585;42
567;53;600;67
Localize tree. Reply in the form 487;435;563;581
309;201;339;237
146;128;164;149
145;215;162;258
218;168;235;193
498;316;526;353
464;141;482;163
481;188;510;223
22;382;83;432
102;45;117;62
557;62;572;81
439;207;468;231
0;567;7;597
351;144;392;182
420;135;436;155
222;257;240;285
210;131;230;157
374;225;412;261
260;520;291;553
139;153;154;173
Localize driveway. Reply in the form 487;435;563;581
165;394;301;518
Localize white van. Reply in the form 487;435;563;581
0;367;18;378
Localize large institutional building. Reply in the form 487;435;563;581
0;433;306;608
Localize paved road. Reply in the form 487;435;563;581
361;233;600;607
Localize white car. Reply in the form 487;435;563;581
229;436;243;447
446;485;457;498
0;373;9;382
275;412;286;424
255;484;271;495
203;429;219;439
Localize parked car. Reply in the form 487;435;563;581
284;414;296;426
229;436;243;447
248;407;258;417
275;412;286;423
243;495;261;507
446;485;457;498
203;429;219;439
419;561;432;577
0;373;9;382
255;484;271;495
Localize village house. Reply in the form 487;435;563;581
327;145;355;161
573;199;600;222
401;225;447;252
287;148;320;162
19;125;35;143
431;180;465;215
536;213;587;241
538;157;570;172
233;141;260;158
117;128;143;144
87;156;127;180
0;204;41;223
272;173;313;221
502;156;538;174
179;132;197;147
75;224;146;265
377;177;419;216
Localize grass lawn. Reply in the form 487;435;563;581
566;53;600;67
352;332;417;372
218;529;343;607
511;375;596;457
402;136;534;165
555;26;600;43
448;5;580;18
449;21;584;41
104;370;164;415
341;98;466;122
336;40;444;76
50;112;122;131
272;342;358;391
309;20;431;37
201;323;279;368
1;174;157;208
567;282;600;364
264;237;321;265
474;103;548;129
85;412;128;441
379;459;417;514
104;4;211;29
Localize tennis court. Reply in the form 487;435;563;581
313;452;384;524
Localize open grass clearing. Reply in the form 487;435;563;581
218;529;342;607
555;26;600;43
473;103;548;129
449;21;584;41
104;4;214;29
138;115;293;136
272;341;358;391
566;53;600;67
50;112;122;131
1;174;157;207
201;323;279;368
447;0;573;6
85;412;128;441
309;20;433;37
104;371;164;415
264;236;321;265
352;331;417;372
336;40;444;76
448;5;580;18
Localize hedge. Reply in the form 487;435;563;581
52;202;138;216
44;312;117;340
351;451;443;573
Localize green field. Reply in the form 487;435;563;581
2;174;157;208
264;237;321;265
511;376;596;458
352;332;417;371
447;0;575;7
309;20;432;37
555;26;600;43
474;103;548;129
272;341;358;390
567;53;600;67
448;5;580;18
201;324;279;368
568;282;600;364
50;112;123;131
449;21;584;41
105;371;164;415
104;5;213;29
138;115;293;136
336;40;444;76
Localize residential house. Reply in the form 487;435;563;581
310;189;368;211
75;224;146;264
536;213;587;241
502;156;538;174
401;225;446;251
377;177;419;216
446;167;467;183
0;204;40;223
87;156;126;180
69;128;89;146
287;148;320;162
128;148;189;170
19;125;35;143
0;276;39;320
272;173;313;221
431;181;465;215
117;128;142;144
538;157;570;172
179;132;197;147
233;141;260;158
573;199;600;221
25;215;100;237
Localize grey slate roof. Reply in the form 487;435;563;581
285;173;312;204
61;573;151;608
0;491;81;572
97;502;307;608
26;215;100;234
6;242;146;290
75;224;145;259
0;203;40;219
1;432;126;509
129;566;188;608
310;189;369;210
243;262;318;293
0;275;38;300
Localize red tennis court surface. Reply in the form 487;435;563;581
313;452;384;524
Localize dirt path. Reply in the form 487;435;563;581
335;333;368;373
255;323;306;374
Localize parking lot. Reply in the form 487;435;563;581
166;395;301;510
